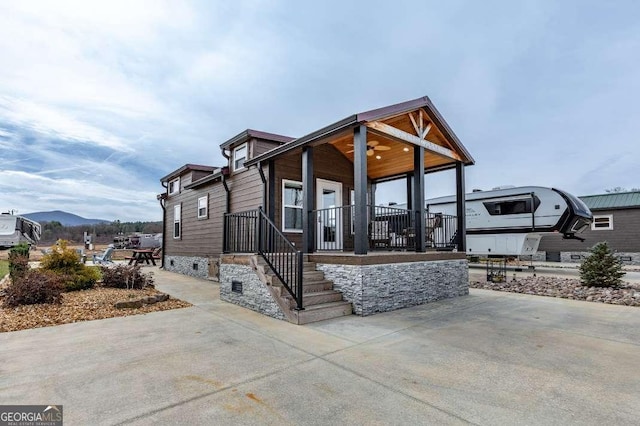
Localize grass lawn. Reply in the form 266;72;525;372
0;260;8;279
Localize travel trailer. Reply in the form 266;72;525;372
423;186;592;256
0;213;42;249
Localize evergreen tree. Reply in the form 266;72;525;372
579;242;625;287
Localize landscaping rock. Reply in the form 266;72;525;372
155;293;169;302
115;300;143;309
471;276;640;307
141;296;157;304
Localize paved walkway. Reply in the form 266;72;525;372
1;267;639;425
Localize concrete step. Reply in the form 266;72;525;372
302;270;325;281
295;301;353;325
285;290;343;308
302;280;334;292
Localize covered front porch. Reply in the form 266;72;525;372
240;95;475;256
219;96;475;316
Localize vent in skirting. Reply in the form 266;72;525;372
193;263;198;271
232;280;243;294
170;259;174;266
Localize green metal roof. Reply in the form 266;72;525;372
579;192;640;210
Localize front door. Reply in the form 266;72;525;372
316;179;343;250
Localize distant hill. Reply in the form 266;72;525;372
23;210;110;226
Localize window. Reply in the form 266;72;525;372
173;204;181;238
591;214;613;230
197;195;208;219
233;143;247;171
168;177;180;195
282;180;303;232
483;197;540;216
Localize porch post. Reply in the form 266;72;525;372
268;160;276;223
413;146;425;252
455;162;466;252
354;125;368;254
302;146;314;253
406;173;413;210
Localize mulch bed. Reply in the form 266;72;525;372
471;276;640;307
0;279;192;332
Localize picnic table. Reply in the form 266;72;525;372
127;249;156;266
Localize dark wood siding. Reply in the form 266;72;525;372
538;208;640;252
164;168;226;257
253;139;282;157
273;144;362;248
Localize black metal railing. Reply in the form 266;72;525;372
223;208;303;310
311;205;457;251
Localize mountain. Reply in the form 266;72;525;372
22;210;110;226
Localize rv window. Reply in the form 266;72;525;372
483;196;540;216
282;180;303;232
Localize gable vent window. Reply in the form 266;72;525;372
233;143;247;171
591;214;613;230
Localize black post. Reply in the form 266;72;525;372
302;146;314;253
406;173;413;210
268;160;276;223
413;146;425;252
455;162;466;252
354;125;368;254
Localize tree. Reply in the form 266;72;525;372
605;187;640;193
579;242;625;287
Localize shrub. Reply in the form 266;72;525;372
40;240;100;291
9;242;30;258
100;264;154;289
40;240;83;273
8;254;29;282
60;267;102;292
579;242;625;288
4;270;63;307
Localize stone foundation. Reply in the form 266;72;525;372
219;261;286;321
164;255;210;279
316;259;468;316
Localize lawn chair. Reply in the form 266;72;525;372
92;246;114;265
369;220;391;249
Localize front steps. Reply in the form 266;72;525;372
256;259;352;325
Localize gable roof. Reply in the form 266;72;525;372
160;164;216;183
246;96;475;169
220;129;295;149
580;191;640;210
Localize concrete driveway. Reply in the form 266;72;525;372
1;268;639;425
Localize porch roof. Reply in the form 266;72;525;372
246;96;475;181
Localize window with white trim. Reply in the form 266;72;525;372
282;180;303;232
232;143;247;171
173;204;181;238
591;214;613;230
168;177;180;195
197;195;208;219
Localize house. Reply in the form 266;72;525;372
537;191;640;265
159;96;475;324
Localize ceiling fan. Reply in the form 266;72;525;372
346;140;391;157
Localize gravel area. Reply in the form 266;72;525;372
471;276;640;307
0;279;192;332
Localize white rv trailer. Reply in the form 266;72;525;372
423;186;592;256
0;213;42;249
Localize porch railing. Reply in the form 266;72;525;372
223;208;303;310
312;204;457;252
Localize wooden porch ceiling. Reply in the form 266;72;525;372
329;108;462;181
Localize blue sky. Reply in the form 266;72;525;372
1;1;639;221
